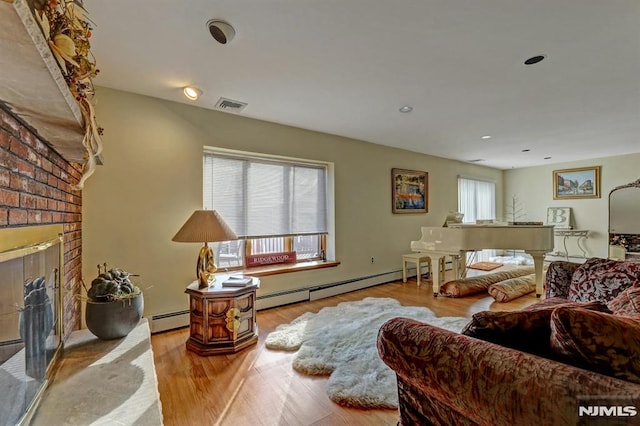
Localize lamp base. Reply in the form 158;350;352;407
198;271;216;288
197;243;217;288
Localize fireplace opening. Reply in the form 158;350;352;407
0;225;63;425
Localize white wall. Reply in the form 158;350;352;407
504;154;640;259
83;87;504;318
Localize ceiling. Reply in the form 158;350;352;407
85;0;640;170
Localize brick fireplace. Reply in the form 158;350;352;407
0;105;83;337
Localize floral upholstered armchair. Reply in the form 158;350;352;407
378;258;640;425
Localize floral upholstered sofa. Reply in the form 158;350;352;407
377;258;640;425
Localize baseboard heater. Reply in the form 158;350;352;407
149;310;190;333
150;269;408;332
256;269;403;310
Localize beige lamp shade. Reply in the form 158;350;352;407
172;210;237;243
172;210;238;288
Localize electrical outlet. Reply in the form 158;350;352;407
371;257;374;263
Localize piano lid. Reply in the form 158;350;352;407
411;224;555;253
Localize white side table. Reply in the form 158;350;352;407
554;229;589;259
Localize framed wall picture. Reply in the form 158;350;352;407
392;168;428;213
553;166;601;200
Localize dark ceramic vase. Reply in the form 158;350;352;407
85;293;144;340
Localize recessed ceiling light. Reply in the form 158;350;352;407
183;86;202;101
207;20;235;45
521;149;531;152
481;135;491;140
544;156;552;160
399;106;413;113
524;55;546;65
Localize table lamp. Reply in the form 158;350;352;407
172;210;238;288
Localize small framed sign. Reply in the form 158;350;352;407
246;251;297;267
547;207;572;228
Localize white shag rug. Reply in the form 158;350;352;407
490;255;534;265
265;297;469;409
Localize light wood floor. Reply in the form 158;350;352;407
151;274;539;426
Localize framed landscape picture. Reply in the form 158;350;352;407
392;168;428;213
553;166;601;200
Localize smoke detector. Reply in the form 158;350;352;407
215;97;247;113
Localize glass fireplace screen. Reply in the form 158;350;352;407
0;235;62;425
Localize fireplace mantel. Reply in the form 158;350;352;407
0;0;86;163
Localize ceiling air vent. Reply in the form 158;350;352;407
214;97;247;113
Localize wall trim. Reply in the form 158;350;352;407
149;269;420;332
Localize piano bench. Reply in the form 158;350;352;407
402;253;444;287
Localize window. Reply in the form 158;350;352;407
458;176;496;262
204;148;329;269
458;177;496;223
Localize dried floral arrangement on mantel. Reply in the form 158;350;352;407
30;0;103;189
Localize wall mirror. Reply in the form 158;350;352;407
609;178;640;261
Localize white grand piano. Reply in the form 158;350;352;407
410;224;555;296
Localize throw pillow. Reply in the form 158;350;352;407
440;267;534;298
568;257;640;303
488;273;536;303
607;282;640;316
550;307;640;384
462;300;610;358
544;261;581;298
524;296;575;310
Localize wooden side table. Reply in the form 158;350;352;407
184;276;259;356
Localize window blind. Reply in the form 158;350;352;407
204;153;327;239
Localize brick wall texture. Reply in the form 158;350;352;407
0;105;84;337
